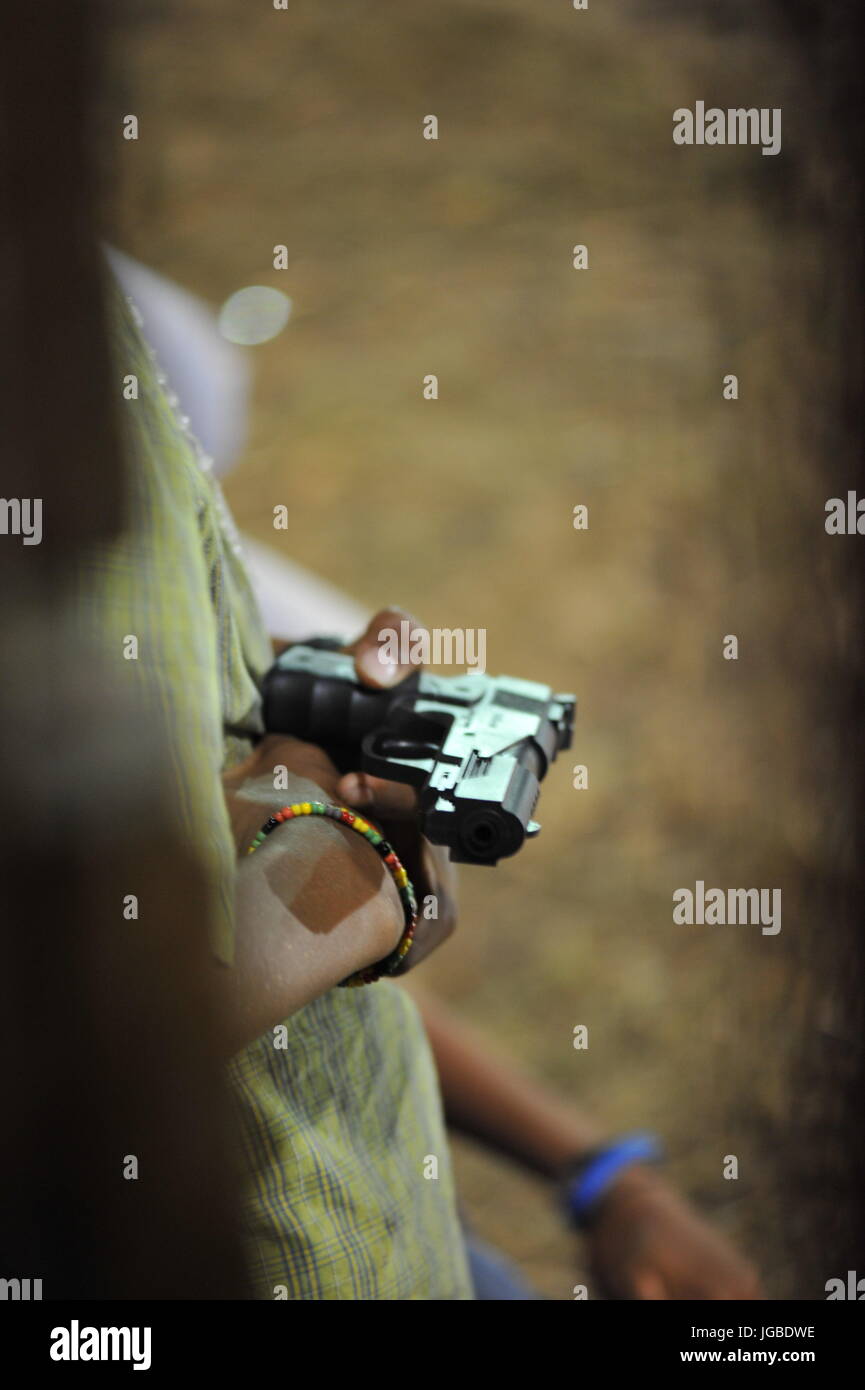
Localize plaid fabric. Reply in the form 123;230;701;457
229;983;472;1300
75;279;472;1300
74;279;272;965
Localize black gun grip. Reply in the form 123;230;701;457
262;658;421;763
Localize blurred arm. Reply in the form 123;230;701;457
408;988;764;1299
407;987;606;1178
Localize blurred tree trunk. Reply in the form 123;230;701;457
0;0;248;1299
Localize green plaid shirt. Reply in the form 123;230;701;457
77;280;472;1300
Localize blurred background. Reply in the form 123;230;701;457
108;0;863;1298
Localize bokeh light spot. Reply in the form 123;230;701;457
218;285;291;345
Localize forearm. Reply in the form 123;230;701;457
408;988;608;1179
211;777;404;1058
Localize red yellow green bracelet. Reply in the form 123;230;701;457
245;801;417;987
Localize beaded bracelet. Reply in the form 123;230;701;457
246;802;417;987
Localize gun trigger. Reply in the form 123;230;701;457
526;820;541;838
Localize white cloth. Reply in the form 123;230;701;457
109;249;369;640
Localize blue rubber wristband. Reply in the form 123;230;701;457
564;1132;663;1228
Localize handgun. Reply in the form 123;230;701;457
261;642;575;866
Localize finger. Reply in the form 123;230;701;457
350;606;427;688
336;771;418;820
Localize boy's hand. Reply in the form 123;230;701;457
335;607;458;968
587;1168;764;1300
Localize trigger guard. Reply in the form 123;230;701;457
360;730;430;788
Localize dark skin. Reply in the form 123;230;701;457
219;604;763;1298
212;608;454;1056
409;988;764;1299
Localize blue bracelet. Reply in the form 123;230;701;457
564;1132;663;1228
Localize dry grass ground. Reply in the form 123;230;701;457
115;0;861;1298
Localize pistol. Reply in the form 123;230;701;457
261;642;575;866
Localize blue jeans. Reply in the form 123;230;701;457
463;1229;543;1300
